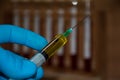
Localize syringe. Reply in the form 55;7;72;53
9;16;87;80
30;16;87;67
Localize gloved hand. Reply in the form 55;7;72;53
0;25;48;80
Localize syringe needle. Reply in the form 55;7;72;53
63;15;89;37
71;15;88;29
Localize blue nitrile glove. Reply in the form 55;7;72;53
0;25;48;80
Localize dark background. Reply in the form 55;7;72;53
0;0;120;80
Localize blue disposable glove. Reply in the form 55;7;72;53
0;25;48;80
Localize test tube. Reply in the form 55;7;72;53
70;7;78;69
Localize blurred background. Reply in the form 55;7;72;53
0;0;120;80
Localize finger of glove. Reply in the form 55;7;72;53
0;76;7;80
34;67;44;79
0;48;42;79
0;25;48;51
26;67;44;80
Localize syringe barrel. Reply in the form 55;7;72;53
42;34;67;58
30;34;67;66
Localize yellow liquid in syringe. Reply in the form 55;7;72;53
41;34;67;58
